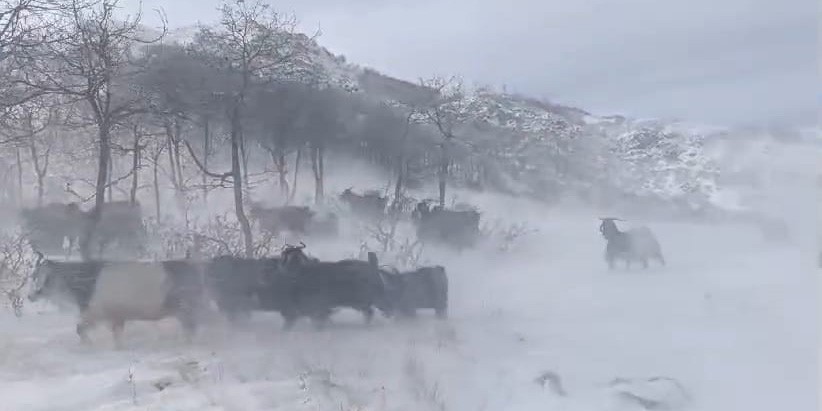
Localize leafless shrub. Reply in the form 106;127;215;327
359;216;425;270
144;213;279;260
481;220;538;253
0;230;35;316
364;214;402;253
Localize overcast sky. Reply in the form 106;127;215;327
122;0;818;127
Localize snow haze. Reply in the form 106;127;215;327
1;1;817;410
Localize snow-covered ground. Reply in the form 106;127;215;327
0;194;815;410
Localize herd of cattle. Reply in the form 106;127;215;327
15;185;794;347
27;243;448;347
19;189;483;258
17;188;465;347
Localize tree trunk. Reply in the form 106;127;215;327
392;114;412;211
240;127;249;193
165;122;179;192
153;151;161;221
272;148;289;199
393;159;405;210
15;148;22;206
311;143;324;205
129;126;141;205
29;143;46;208
173;119;184;186
202;117;210;204
107;154;113;202
231;106;253;257
288;146;301;205
438;141;449;208
81;125;111;261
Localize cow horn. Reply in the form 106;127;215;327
34;251;45;265
298;241;306;249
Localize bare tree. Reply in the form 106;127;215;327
415;76;473;207
0;0;61;112
188;0;319;256
15;0;166;259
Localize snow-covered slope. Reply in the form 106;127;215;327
1;194;815;411
157;24;817;218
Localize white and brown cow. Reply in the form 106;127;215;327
28;254;207;348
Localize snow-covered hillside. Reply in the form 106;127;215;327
155;24;818;220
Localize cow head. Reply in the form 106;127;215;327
280;242;312;271
598;217;623;240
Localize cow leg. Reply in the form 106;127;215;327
361;306;375;325
110;320;125;350
311;313;330;330
281;310;298;331
434;305;448;319
656;253;666;266
176;312;198;343
76;315;94;344
641;258;649;269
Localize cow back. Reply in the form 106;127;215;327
87;262;172;321
626;227;661;257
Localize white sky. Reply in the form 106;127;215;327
121;0;819;127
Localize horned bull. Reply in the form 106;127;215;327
277;243;392;329
28;253;207;348
599;217;666;270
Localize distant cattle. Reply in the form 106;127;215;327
751;215;791;243
276;244;391;329
599;218;666;269
20;203;84;256
384;265;448;319
20;201;145;258
86;201;146;257
412;201;480;250
339;188;387;220
250;204;338;238
28;254;207;348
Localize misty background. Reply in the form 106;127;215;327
124;0;819;127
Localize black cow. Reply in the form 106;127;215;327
250;204;338;238
21;201;145;258
85;201;146;257
412;201;480;250
27;253;207;348
205;256;282;322
340;188;388;220
384;265;448;319
249;203;313;234
276;244;391;329
599;217;666;269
